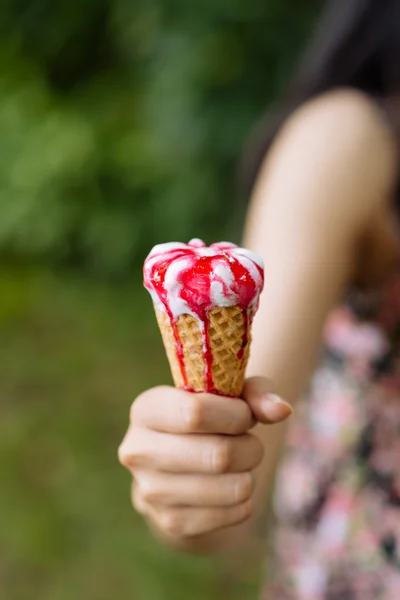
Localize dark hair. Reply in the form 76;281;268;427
241;0;400;198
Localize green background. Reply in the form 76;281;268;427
0;1;319;598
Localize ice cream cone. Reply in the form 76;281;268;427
155;305;252;397
143;239;264;398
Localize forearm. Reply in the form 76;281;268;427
242;163;356;514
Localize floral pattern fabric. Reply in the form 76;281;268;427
262;274;400;600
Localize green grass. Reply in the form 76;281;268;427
0;269;262;600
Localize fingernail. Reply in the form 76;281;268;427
268;394;291;407
262;394;293;416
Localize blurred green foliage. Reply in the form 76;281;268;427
0;0;318;276
1;5;322;597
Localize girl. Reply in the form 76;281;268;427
119;1;400;597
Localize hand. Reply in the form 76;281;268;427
118;379;291;547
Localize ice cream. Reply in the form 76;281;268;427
143;238;264;396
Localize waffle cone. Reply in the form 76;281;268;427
154;306;251;397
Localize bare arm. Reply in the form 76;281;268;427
197;89;398;552
245;89;398;512
120;90;398;557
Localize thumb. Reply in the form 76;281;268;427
243;376;293;425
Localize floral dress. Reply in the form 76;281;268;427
262;273;400;600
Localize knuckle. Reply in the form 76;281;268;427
138;477;160;504
234;472;255;503
129;391;152;423
130;386;168;423
181;395;205;431
223;408;241;436
159;511;183;536
230;404;253;434
117;433;145;470
118;440;131;468
211;438;232;473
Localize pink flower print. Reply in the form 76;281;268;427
325;308;389;362
315;489;356;557
380;400;400;423
310;388;363;457
358;487;386;529
370;448;397;477
324;306;353;340
276;529;312;565
293;560;328;600
369;422;400;476
381;567;400;600
288;422;314;449
352;568;384;600
274;457;319;519
312;366;346;401
353;528;380;556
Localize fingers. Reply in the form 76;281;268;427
119;428;264;474
134;470;255;507
120;381;290;546
243;377;293;424
132;386;254;435
133;482;253;537
149;503;253;538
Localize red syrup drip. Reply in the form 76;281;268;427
146;250;191;388
166;305;189;389
144;241;264;394
237;309;249;361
